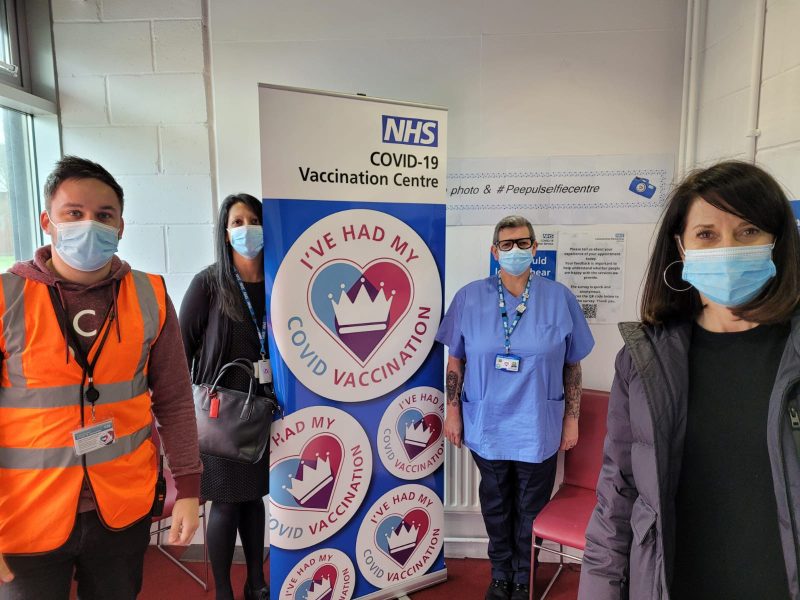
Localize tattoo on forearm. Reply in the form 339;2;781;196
446;369;463;407
564;362;582;419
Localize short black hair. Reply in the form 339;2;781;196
44;156;125;214
641;160;800;325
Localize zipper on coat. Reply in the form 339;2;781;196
779;379;800;587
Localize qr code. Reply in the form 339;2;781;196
582;304;598;319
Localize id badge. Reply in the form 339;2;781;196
255;359;272;384
495;353;521;373
72;419;116;456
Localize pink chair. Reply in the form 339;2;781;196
530;389;610;599
150;423;209;590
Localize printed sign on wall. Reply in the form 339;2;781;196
447;154;674;225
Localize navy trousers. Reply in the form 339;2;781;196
1;510;151;600
471;450;558;585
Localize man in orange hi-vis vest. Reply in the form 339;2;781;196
0;156;202;599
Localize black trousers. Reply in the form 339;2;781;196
1;510;151;600
471;450;558;585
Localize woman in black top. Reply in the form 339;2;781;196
179;193;270;600
579;162;800;600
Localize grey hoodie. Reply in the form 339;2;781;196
578;319;800;600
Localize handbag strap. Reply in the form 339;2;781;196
211;361;256;399
209;359;281;416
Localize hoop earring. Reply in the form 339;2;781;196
663;260;693;293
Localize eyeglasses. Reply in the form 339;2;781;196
495;237;534;252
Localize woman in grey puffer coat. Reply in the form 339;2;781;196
578;162;800;600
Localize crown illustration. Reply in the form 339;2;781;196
328;278;395;334
386;521;419;554
404;420;432;448
283;453;334;505
304;575;332;600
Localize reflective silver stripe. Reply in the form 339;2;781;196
130;270;160;375
0;373;149;408
1;273;27;387
0;423;152;470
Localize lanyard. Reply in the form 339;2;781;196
497;272;532;354
48;286;116;422
234;270;268;359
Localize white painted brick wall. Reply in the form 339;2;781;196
57;75;108;125
62;126;160;174
51;0;214;309
51;0;101;23
54;22;153;75
102;0;202;21
161;125;212;174
108;74;207;124
759;66;800;150
154;21;205;72
118;175;214;225
165;225;215;273
693;0;800;200
118;225;167;273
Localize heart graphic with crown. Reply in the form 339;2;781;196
308;259;413;366
272;434;343;512
375;509;430;567
295;564;337;600
397;409;442;461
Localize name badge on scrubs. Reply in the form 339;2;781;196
72;419;116;456
495;353;521;373
255;359;272;384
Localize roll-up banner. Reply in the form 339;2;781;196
259;84;447;600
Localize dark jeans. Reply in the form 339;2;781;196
1;510;151;600
471;450;558;585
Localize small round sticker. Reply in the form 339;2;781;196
377;386;444;480
356;484;444;588
279;548;355;600
270;406;373;549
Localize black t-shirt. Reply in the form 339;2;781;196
672;322;791;600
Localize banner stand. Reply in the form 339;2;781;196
260;84;448;600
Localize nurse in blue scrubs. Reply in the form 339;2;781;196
436;215;594;600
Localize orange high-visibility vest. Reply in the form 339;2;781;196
0;270;166;554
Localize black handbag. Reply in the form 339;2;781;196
193;358;280;464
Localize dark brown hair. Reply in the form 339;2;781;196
44;156;124;214
640;161;800;325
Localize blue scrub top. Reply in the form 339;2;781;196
436;275;595;463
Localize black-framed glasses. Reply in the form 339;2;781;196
495;237;534;252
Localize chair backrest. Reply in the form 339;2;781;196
563;388;610;491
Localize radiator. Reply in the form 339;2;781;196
444;443;481;511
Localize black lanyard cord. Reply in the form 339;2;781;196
48;286;117;412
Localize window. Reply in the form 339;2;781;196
0;0;22;88
0;0;58;269
0;106;38;269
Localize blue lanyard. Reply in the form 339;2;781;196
497;273;532;354
234;270;267;359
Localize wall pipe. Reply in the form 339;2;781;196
746;0;768;163
684;0;706;173
678;0;695;177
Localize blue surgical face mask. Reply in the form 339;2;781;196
228;225;263;259
498;247;533;276
50;216;120;272
680;241;776;307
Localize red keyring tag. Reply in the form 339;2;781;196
209;396;220;419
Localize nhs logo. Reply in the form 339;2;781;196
381;115;438;147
